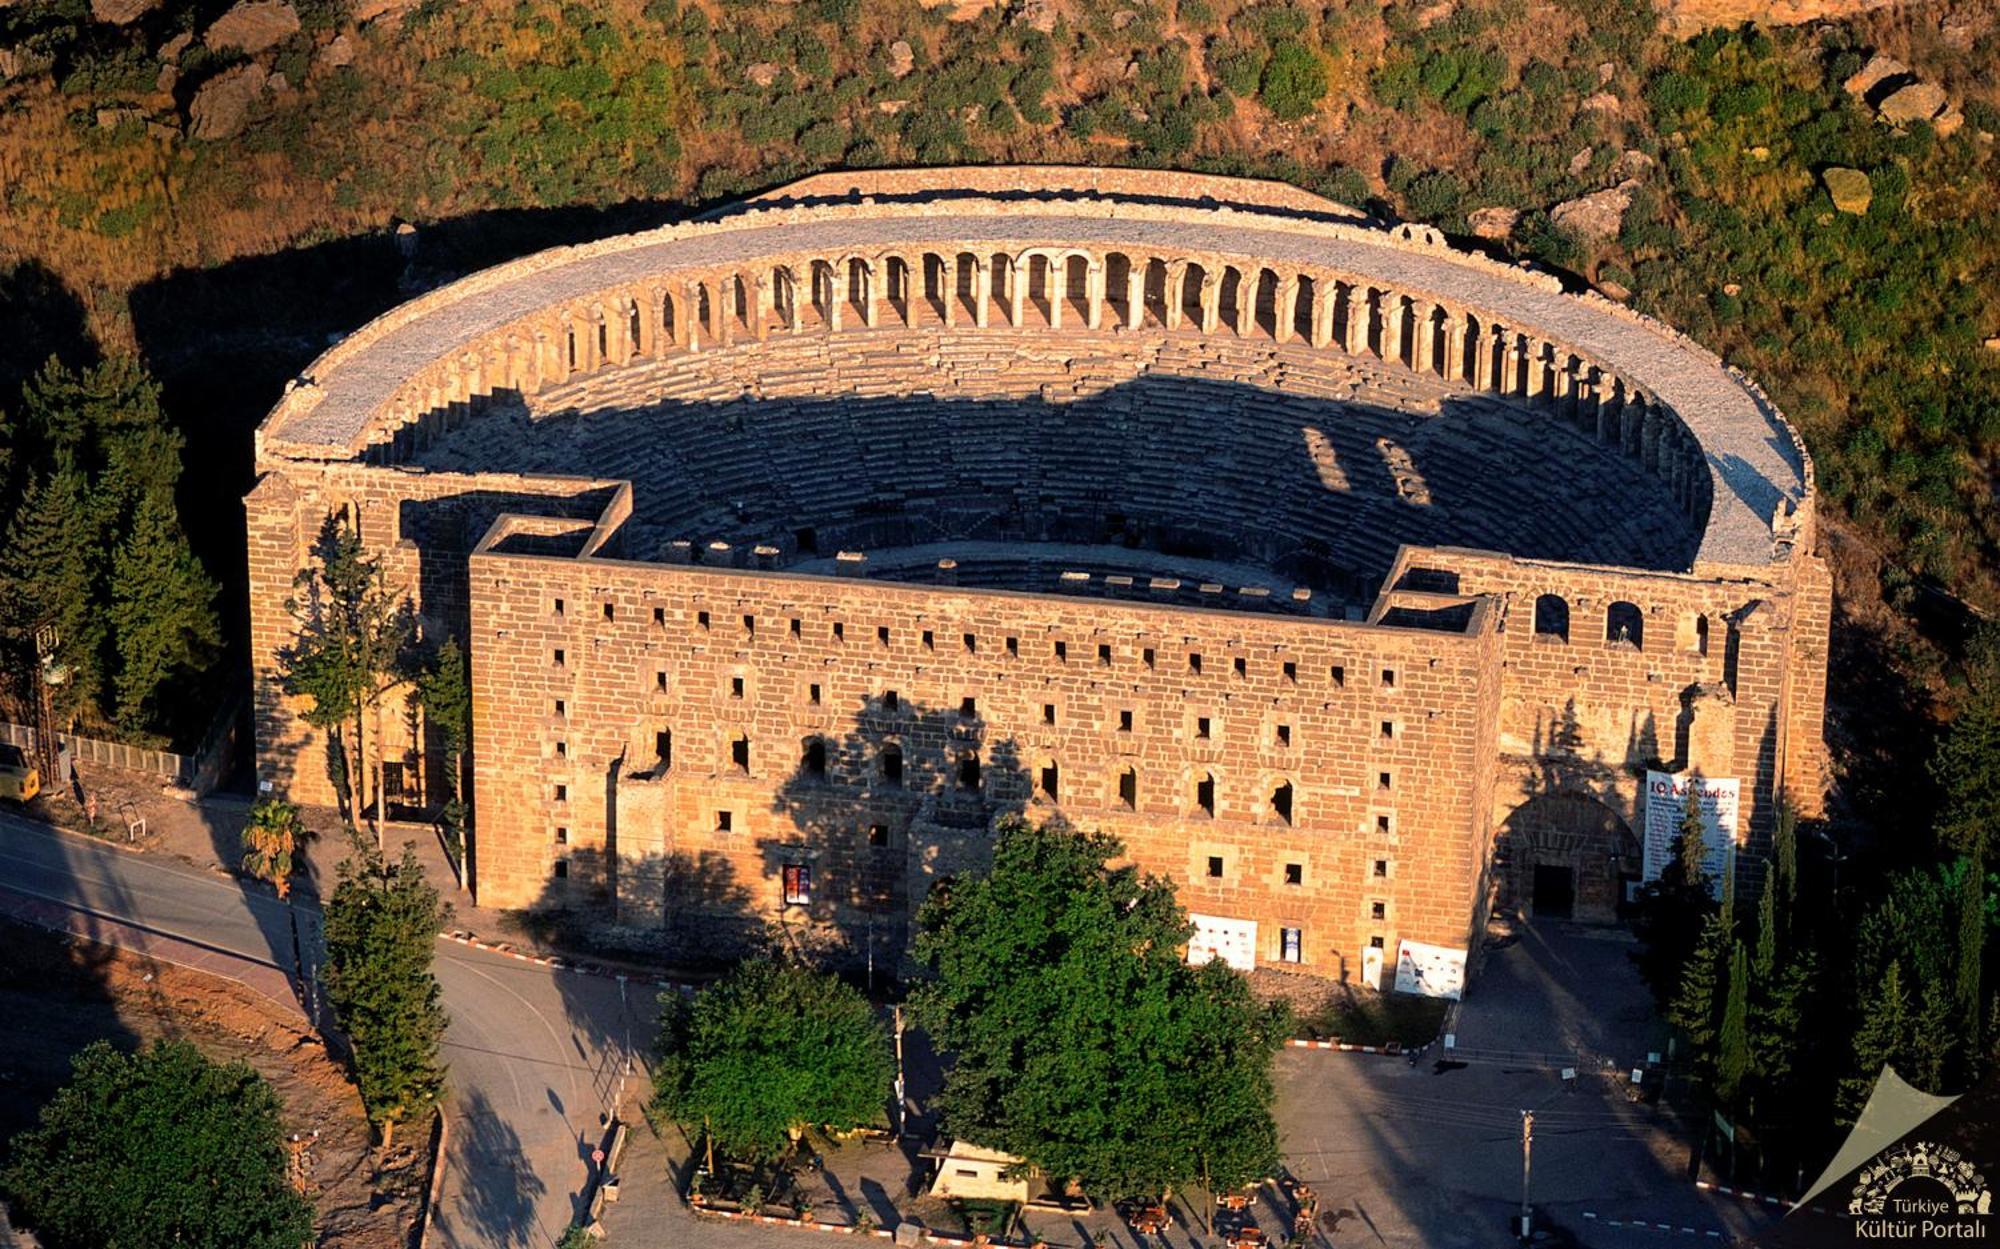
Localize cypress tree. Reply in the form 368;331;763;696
1773;798;1798;919
109;490;219;733
1955;839;1984;1081
1932;627;2000;868
1669;784;1713;898
1841;960;1909;1120
1670;908;1728;1084
1717;940;1751;1106
1755;860;1778;982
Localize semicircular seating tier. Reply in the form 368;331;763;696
259;167;1814;608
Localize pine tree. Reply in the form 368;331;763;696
239;797;305;899
109;490;219;734
1717;940;1751;1106
1841;960;1909;1120
323;846;450;1146
1910;978;1954;1094
1;467;104;723
1751;947;1815;1107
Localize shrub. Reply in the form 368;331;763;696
1259;39;1326;121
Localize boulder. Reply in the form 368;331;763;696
154;63;176;93
187;62;268;140
1614;148;1655;181
159;30;193;61
1466;206;1520;240
886;39;913;79
317;32;355;69
0;46;22;80
745;62;782;87
1567;147;1593;178
1935;105;1965;138
1877;80;1947;126
1009;0;1057;32
1983;336;2000;353
1581;91;1620;114
1843;51;1909;98
352;0;417;20
1597;61;1616;83
205;0;300;54
1822;166;1872;214
1550;184;1633;243
91;0;161;24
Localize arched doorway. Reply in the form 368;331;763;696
1498;794;1640;922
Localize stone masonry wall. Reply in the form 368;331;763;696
467;544;1501;983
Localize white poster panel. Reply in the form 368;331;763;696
1643;770;1739;898
1360;945;1386;990
1393;940;1468;1000
1187;914;1258;972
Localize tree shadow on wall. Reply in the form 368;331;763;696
761;694;1030;979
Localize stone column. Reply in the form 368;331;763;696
1310;280;1336;349
1471;323;1493;390
1386;295;1409;367
975;258;993;328
1622;395;1646;458
1085;259;1105;330
1524;339;1547;405
1198;266;1220;334
1442;312;1465;380
1043;256;1061;330
752;275;772;341
1340;285;1364;354
1411;301;1434;373
1125;258;1146;330
1007;254;1027;327
1597;377;1622;444
1274;274;1300;344
858;260;877;329
1233;270;1257;337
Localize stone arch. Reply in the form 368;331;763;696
1498;793;1640;922
1606;600;1644;648
1533;593;1570;642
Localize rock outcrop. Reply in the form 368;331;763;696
1551;185;1633;244
205;0;301;54
188;63;269;141
1655;0;1907;38
90;0;162;24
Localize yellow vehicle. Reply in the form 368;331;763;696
0;743;41;802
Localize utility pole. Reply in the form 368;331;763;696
893;1004;908;1139
29;622;64;790
1517;1109;1534;1240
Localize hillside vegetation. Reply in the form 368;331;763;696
0;0;1995;694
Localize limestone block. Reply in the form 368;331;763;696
1877;81;1948;126
1821;167;1872;215
1843;52;1908;99
1550;185;1633;244
887;39;914;79
318;32;355;69
745;61;782;87
91;0;160;24
188;62;269;141
205;0;301;54
1466;206;1520;241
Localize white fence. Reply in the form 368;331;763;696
0;696;242;795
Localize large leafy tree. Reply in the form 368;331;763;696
0;1039;314;1249
281;512;414;839
912;816;1289;1201
324;845;450;1145
653;959;892;1163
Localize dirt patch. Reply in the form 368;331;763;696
1247;967;1449;1047
0;918;429;1249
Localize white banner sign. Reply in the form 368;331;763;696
1643;770;1739;897
1186;914;1258;972
1394;940;1467;1000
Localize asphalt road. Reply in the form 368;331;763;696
0;812;645;1249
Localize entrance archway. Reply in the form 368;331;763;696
1499;794;1640;922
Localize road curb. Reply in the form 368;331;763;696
1693;1180;1813;1212
1580;1212;1724;1237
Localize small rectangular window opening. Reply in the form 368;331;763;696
1206;856;1224;879
1284;862;1303;886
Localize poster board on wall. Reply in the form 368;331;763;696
1642;770;1739;898
1393;940;1467;1000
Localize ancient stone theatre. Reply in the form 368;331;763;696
247;167;1829;985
